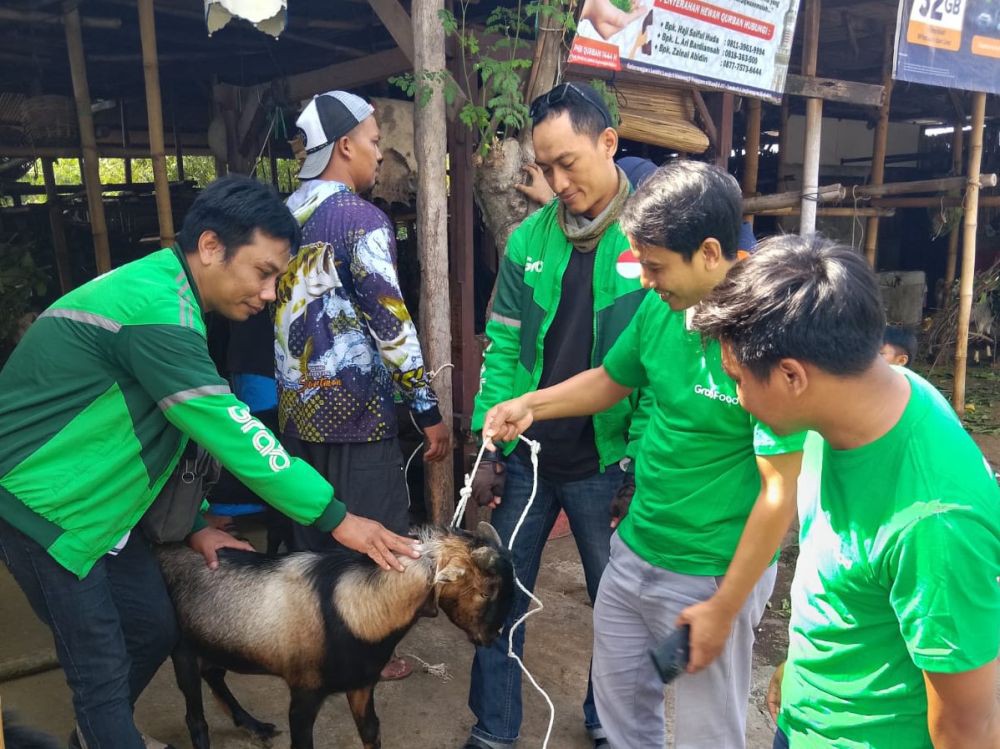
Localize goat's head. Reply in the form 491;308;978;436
427;522;514;646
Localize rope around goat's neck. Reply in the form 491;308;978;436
453;437;554;749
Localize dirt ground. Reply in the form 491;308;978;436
2;365;996;749
0;522;789;749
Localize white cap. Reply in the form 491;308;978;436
295;91;374;180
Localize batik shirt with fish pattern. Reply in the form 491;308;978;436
276;180;440;443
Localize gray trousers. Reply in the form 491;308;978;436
593;533;776;749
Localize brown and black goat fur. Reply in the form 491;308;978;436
158;523;514;749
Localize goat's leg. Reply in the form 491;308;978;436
287;688;326;749
171;640;211;749
201;664;278;739
346;685;381;749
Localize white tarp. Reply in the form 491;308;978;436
205;0;287;38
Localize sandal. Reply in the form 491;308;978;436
379;655;413;681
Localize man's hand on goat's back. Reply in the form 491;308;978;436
332;513;420;572
188;526;255;570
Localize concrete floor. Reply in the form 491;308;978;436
0;530;788;749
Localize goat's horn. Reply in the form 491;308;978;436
475;522;502;547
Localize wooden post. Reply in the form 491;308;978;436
863;25;895;266
775;96;790;231
413;0;454;523
268;144;279;190
799;0;822;235
138;0;175;245
711;93;734;169
41;158;74;293
742;97;761;226
120;99;132;184
64;3;111;273
173;105;185;181
943;121;965;299
952;92;986;414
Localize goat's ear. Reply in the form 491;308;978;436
417;588;439;618
434;561;467;584
475;522;502;548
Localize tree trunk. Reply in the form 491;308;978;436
413;0;454;523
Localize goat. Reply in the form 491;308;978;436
158;522;514;749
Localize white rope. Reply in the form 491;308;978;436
402;362;453;507
452;436;555;749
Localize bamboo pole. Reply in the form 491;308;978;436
742;98;761;227
854;173;995;197
863;25;895;267
871;195;1000;209
943;122;965;297
413;0;454;523
64;3;111;274
41;158;74;294
756;206;895;217
120;99;132;184
952;92;987;414
776;96;790;231
743;183;845;212
800;0;822;235
173;106;185;181
138;0;175;246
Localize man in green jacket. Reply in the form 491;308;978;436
0;176;418;748
464;83;648;749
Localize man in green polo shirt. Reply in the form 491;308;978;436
0;176;418;748
693;234;1000;749
481;161;804;748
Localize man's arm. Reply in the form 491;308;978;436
483;366;633;446
925;662;1000;749
677;450;802;671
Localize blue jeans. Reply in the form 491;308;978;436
0;518;178;749
773;728;790;749
468;454;620;746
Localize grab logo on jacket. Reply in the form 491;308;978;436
228;406;292;472
524;257;544;273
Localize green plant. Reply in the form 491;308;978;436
390;1;577;157
0;236;49;343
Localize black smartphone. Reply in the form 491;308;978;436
649;624;690;684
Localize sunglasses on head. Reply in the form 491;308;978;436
529;83;612;129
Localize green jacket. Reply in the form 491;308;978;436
472;201;650;469
0;247;345;578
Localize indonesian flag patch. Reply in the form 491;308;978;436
616;249;641;279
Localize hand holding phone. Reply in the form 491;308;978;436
649;624;690;684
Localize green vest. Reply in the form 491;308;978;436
473;201;649;469
0;248;343;578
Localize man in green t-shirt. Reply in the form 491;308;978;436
481;161;804;748
693;234;1000;749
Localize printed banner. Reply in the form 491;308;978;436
567;0;801;103
894;0;1000;94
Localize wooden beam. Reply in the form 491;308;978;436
755;206;895;217
775;96;790;230
0;144;213;158
710;92;734;168
784;74;884;108
744;183;845;212
864;24;895;267
947;89;965;122
800;0;822;234
0;6;121;29
366;0;415;62
138;0;175;246
692;89;718;152
854;174;996;197
281;48;411;103
64;2;111;274
41;158;74;294
742;98;762;226
953;92;987;414
870;195;1000;209
414;0;454;523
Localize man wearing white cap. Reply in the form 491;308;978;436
276;91;450;678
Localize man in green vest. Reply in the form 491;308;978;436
0;176;418;748
463;82;649;749
694;235;999;749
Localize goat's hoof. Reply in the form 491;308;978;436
242;720;278;740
